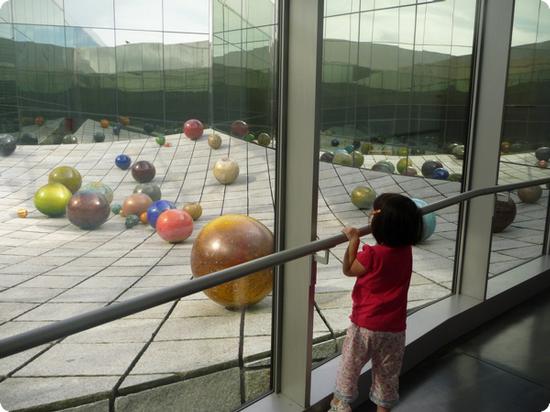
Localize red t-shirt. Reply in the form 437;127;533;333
351;243;412;332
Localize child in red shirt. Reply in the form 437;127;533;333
330;193;423;412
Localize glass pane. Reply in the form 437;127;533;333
316;0;477;367
488;0;550;283
212;0;277;139
12;0;64;26
164;32;209;123
114;0;162;31
14;24;69;144
64;0;114;29
0;22;16;135
65;27;116;138
0;0;12;23
116;30;163;126
163;0;209;33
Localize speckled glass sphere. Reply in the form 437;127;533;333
191;214;273;308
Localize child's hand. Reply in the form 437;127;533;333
342;227;359;241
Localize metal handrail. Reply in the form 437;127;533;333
1;176;549;358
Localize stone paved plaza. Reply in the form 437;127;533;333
0;129;548;411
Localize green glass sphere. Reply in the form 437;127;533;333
48;166;82;193
351;186;377;209
34;183;72;217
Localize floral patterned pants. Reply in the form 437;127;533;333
330;324;406;411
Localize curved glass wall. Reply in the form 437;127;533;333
0;0;210;143
489;0;550;280
0;1;277;410
313;0;477;366
212;0;277;142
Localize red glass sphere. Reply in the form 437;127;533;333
34;116;45;126
183;119;204;140
230;120;249;137
156;209;194;243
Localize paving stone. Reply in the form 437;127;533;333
17;302;104;321
0;302;38;321
64;318;161;344
0;376;117;411
130;339;239;375
15;342;144;376
244;368;271;402
116;368;241;412
58;398;110;411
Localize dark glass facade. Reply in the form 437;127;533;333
0;0;209;143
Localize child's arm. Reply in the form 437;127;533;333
341;227;367;277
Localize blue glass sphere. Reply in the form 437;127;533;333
412;198;436;242
115;154;131;170
432;168;449;180
330;138;340;147
147;200;176;229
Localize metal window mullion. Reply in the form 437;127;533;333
456;0;515;301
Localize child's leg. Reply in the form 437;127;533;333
330;324;372;411
368;331;406;411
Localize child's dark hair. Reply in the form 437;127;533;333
370;193;423;247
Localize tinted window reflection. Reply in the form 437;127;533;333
163;0;209;33
115;0;162;31
64;0;114;29
13;0;64;26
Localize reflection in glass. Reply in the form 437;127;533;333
489;0;550;280
65;27;116;128
114;0;162;31
315;0;477;367
14;23;68;143
164;32;209;123
12;0;64;26
64;0;114;29
0;0;12;24
163;0;209;33
212;0;277;138
116;30;163;123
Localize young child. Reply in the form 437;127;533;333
329;193;423;412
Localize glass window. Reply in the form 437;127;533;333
64;0;114;29
163;0;209;33
315;0;477;367
488;0;550;284
114;0;162;31
0;0;12;24
65;27;116;123
116;30;163;124
12;0;64;26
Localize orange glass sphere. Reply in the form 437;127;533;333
121;193;153;217
190;214;273;309
100;119;110;128
139;212;148;224
156;209;194;243
119;116;130;126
